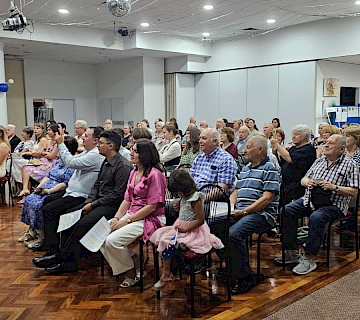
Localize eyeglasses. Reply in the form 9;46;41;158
98;141;111;146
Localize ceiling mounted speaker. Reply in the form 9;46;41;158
107;0;131;17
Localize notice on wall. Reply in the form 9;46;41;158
348;106;359;118
335;107;341;122
341;107;348;122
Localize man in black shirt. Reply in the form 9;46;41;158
271;124;316;204
34;130;132;273
6;124;21;153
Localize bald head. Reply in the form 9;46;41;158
263;123;273;138
238;126;250;141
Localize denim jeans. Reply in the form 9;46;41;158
210;213;270;280
282;198;343;255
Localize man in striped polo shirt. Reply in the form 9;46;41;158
275;134;359;275
211;135;281;295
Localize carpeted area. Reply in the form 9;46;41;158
263;268;360;320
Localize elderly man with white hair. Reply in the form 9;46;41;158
275;134;359;275
199;120;208;129
271;124;316;204
6;124;21;152
211;135;281;294
74;120;87;153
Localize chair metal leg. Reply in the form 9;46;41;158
326;223;332;268
139;240;144;293
190;261;195;318
257;233;262;283
152;244;160;300
225;255;231;301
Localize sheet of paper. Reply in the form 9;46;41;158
335;107;341;122
348;106;359;117
79;216;111;252
212;202;234;217
57;209;82;233
341;107;348;122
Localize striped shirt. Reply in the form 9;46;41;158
235;157;281;226
304;153;359;215
190;146;237;194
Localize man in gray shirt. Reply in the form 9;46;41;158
35;126;104;255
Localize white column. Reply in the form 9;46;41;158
0;42;8;126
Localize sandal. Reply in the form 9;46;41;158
120;276;140;288
154;274;175;290
18;190;30;198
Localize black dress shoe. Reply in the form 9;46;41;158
45;263;77;275
33;254;59;268
231;275;254;295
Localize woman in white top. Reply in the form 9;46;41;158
0;126;10;178
159;124;181;172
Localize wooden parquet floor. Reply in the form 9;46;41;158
0;202;359;320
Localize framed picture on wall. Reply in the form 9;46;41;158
323;78;340;97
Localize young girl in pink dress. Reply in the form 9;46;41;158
150;170;224;290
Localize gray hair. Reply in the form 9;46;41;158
208;128;220;146
292;124;311;141
319;122;329;128
157;121;165;128
335;134;347;148
240;126;250;134
7;124;16;129
250;135;268;156
75;120;87;129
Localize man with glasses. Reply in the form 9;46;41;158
34;130;132;273
275;134;359;275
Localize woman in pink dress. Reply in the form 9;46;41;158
101;139;166;288
150;170;224;290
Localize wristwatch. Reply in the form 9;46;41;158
243;211;249;216
334;185;339;193
126;218;132;224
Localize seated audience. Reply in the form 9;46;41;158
215;118;226;132
220;127;238;161
199;120;208;129
131;127;152;145
270;124;316;204
6;124;21;153
311;123;327;148
150;170;223;290
235;126;250;169
153;121;166;150
272;117;281;129
211;135;281;294
168;118;182;143
190;128;237;194
0;126;10;178
113;128;130;161
246;118;258;136
20;136;77;249
58;122;68;136
18;123;60;201
343;126;360;166
316;125;340;157
275;134;358;275
34;130;132;274
233;119;243;138
104;119;113;131
101;140;166;288
141;119;154;137
121;124;132;149
74;120;87;153
159;124;181;172
271;128;285;162
263;123;274;139
179;127;201;167
33;126;104;254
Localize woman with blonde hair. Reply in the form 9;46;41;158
316;125;340;158
233;119;243;138
343;126;360;165
0;126;10;178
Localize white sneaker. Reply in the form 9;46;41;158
274;250;301;265
292;256;317;275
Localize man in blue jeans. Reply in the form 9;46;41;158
275;134;359;275
211;135;281;295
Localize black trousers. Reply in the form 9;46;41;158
60;206;118;264
42;192;86;253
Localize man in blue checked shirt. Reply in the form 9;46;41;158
210;135;281;295
190;128;237;195
275;134;359;275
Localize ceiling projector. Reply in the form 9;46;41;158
2;0;28;31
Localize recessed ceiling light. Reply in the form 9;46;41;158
356;0;360;4
204;4;213;10
58;8;69;14
202;32;210;37
140;22;149;27
267;19;276;24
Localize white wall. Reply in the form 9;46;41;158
176;74;195;132
143;57;165;129
191;61;316;142
23;59;97;126
96;57;144;127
